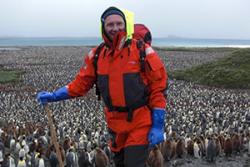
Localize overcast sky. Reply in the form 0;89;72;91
1;0;250;39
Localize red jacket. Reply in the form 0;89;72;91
67;31;167;136
67;40;167;109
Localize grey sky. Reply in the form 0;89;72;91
1;0;250;39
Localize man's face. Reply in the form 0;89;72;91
104;14;125;40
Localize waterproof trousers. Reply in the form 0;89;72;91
113;144;149;167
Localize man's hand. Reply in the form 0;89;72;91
37;86;70;105
148;108;166;147
37;91;54;105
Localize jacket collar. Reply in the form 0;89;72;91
102;31;127;51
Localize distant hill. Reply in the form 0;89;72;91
170;48;250;89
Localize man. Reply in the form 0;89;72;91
37;6;167;167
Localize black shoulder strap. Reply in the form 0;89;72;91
136;40;146;72
93;42;105;100
93;42;105;71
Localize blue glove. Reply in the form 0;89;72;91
148;108;166;147
37;86;70;105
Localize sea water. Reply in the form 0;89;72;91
0;37;250;48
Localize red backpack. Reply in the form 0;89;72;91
133;24;152;46
133;24;152;72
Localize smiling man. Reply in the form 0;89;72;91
37;6;168;167
103;12;125;40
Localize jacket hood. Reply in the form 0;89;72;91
100;6;134;48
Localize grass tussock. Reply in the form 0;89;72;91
153;46;237;52
170;48;250;89
0;68;23;84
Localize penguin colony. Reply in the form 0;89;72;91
0;47;249;167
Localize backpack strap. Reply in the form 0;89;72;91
136;40;147;72
93;42;105;100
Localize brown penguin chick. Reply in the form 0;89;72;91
147;146;164;167
63;138;71;152
215;137;222;156
171;140;177;159
217;134;225;150
224;137;233;157
186;139;194;156
95;147;109;167
175;138;185;158
78;149;92;167
197;135;206;157
239;133;245;150
161;139;173;161
231;133;241;154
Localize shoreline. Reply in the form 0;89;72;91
1;37;250;48
0;45;250;51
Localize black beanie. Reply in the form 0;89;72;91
101;7;125;22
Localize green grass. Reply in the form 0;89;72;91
0;68;23;84
153;46;237;52
170;48;250;89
